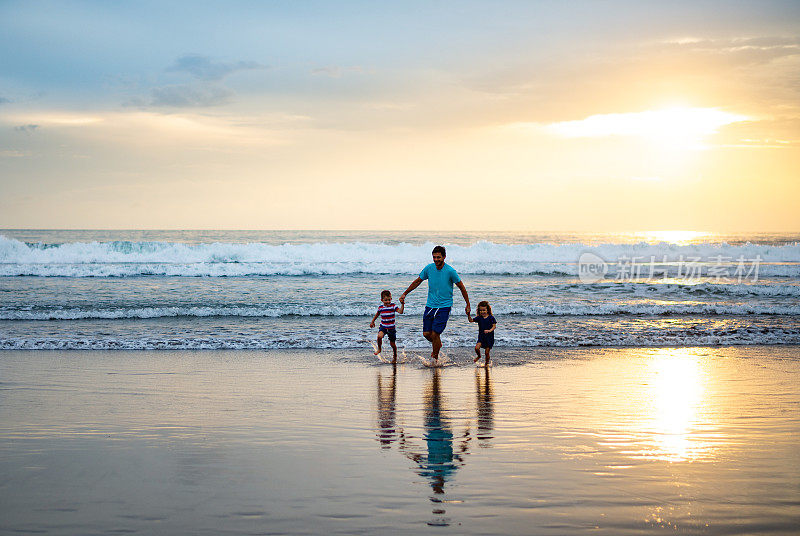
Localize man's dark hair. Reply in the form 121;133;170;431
381;290;391;299
432;245;446;257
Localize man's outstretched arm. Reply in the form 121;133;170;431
456;280;470;315
399;277;423;303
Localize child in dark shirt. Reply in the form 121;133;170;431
467;300;496;366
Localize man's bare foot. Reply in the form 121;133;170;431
474;355;481;363
374;349;381;355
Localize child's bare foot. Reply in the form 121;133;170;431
374;349;381;355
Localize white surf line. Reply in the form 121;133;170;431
372;341;411;364
419;351;451;368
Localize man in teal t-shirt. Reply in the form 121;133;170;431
400;245;470;361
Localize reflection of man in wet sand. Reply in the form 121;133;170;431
376;364;400;448
402;369;469;525
373;367;496;526
419;369;457;496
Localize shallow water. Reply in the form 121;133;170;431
2;230;799;349
1;346;799;534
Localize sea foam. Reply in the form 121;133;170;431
1;235;798;277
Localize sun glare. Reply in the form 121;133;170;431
548;107;749;149
637;230;712;244
646;349;712;462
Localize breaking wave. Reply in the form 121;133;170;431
2;235;799;277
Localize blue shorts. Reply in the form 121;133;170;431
477;333;494;349
378;327;396;343
423;306;451;334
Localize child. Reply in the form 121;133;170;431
370;290;405;362
468;300;496;366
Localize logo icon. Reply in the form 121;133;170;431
577;252;608;283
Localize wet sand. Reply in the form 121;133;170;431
1;346;798;534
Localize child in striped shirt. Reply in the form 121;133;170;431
370;290;405;362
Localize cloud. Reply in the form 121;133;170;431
450;32;800;133
546;108;748;138
122;54;262;109
14;124;39;133
311;65;364;78
166;54;265;81
134;85;234;108
0;150;29;158
0;97;11;105
656;36;800;68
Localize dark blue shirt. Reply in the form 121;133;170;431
475;314;496;334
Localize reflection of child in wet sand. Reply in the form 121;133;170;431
370;290;405;362
376;365;400;449
467;300;496;366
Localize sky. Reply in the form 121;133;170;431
1;0;799;231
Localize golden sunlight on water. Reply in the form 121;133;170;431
644;348;711;462
635;230;713;244
583;347;721;465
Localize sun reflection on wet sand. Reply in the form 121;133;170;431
640;348;712;462
579;347;719;464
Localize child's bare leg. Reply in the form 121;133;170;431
374;332;384;355
474;343;482;362
484;347;491;367
390;341;398;362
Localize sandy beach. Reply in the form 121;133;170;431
4;0;800;532
1;345;798;534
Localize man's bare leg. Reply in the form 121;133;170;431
423;331;442;360
431;332;442;360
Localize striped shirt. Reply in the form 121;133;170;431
377;303;399;329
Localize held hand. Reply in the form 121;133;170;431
465;304;471;316
399;294;406;304
370;321;375;328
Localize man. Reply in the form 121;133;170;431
399;245;470;361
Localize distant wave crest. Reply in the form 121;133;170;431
1;235;799;277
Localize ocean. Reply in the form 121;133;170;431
1;229;799;351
